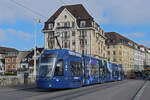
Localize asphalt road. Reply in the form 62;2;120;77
0;79;148;100
140;81;150;100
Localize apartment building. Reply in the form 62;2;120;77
146;48;150;66
5;51;18;72
134;43;142;72
0;52;5;73
138;45;146;71
42;4;106;59
105;32;135;76
0;46;18;72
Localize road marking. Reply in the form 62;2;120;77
133;81;149;100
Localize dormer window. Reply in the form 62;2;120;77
113;40;116;43
80;21;86;27
48;23;53;30
64;15;67;19
57;23;60;27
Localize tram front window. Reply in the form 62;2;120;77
38;54;57;78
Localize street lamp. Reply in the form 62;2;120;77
33;18;40;76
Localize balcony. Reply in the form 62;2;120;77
62;36;70;40
79;35;86;39
80;43;86;48
56;26;71;29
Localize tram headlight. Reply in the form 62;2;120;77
56;79;59;82
49;84;52;87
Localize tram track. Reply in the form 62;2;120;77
132;80;148;100
20;80;129;100
43;80;130;100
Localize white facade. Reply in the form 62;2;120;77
134;47;141;71
139;46;146;71
146;49;150;66
43;7;106;59
0;53;5;73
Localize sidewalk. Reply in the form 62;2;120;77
0;83;36;92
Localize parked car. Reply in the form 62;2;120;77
129;73;136;79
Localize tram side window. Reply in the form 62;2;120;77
91;63;99;76
54;60;64;76
70;61;82;76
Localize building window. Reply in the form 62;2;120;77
13;58;16;62
8;58;10;63
64;22;67;27
85;40;87;45
48;23;53;30
72;41;75;46
64;31;69;38
64;15;67;19
113;51;116;55
107;40;110;43
107;51;110;55
64;41;70;48
72;31;75;36
113;45;115;48
67;22;70;27
64;22;70;27
68;41;70;48
8;64;10;69
80;21;86;27
103;53;105;57
72;22;75;27
80;30;87;38
12;64;15;68
82;50;84;54
113;40;116;43
57;23;60;27
113;58;116;62
119;59;122;61
64;42;67;48
80;40;86;45
85;50;87;55
22;65;26;69
119;51;122;55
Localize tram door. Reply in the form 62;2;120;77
82;56;86;85
69;58;82;88
100;60;105;83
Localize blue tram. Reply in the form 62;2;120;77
36;49;124;89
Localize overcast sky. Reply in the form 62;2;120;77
0;0;150;50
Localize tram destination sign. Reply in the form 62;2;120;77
68;51;82;58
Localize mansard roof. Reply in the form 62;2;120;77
105;32;134;45
47;4;93;23
43;4;94;30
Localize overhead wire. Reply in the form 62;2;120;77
8;0;48;20
59;0;66;5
